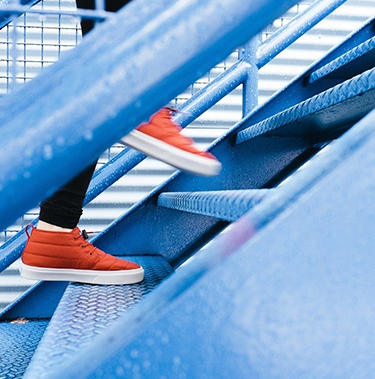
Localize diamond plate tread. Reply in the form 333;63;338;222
157;189;273;221
309;35;375;84
0;320;48;379
23;255;173;379
236;66;375;144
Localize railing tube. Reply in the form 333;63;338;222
175;60;250;126
257;0;349;68
240;38;259;117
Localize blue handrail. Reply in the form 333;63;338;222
257;0;349;68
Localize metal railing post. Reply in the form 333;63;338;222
240;38;259;117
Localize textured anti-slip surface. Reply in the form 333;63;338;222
0;320;48;379
158;189;273;221
308;35;375;83
236;67;375;143
22;255;173;379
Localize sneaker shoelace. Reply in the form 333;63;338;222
74;229;95;253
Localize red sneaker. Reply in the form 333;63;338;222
20;226;144;285
121;108;222;177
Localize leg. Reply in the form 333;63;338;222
20;0;144;285
38;0;134;230
39;161;96;230
76;0;134;36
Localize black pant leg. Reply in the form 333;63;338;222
39;161;97;229
77;0;134;35
39;0;133;228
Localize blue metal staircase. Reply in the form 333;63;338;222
1;0;375;377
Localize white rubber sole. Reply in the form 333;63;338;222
20;262;144;285
121;130;222;177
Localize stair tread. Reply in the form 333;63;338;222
158;189;273;221
309;35;375;83
236;67;375;143
23;255;173;379
0;319;48;379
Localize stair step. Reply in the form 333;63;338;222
157;189;272;221
236;67;375;144
22;255;173;379
308;35;375;84
0;319;48;379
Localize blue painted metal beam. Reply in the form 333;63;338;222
0;281;68;320
42;107;375;379
0;0;301;232
239;39;259;116
158;189;272;221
